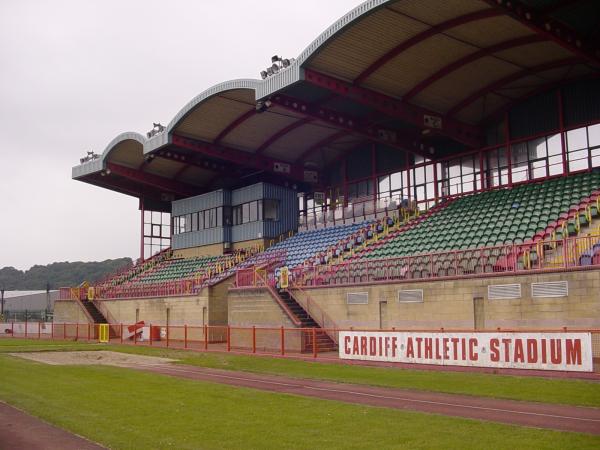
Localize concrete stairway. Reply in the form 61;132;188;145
277;290;337;353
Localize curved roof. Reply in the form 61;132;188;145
74;0;600;202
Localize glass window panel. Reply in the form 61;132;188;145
567;128;588;151
591;147;600;168
162;224;170;236
588;124;600;147
390;172;402;190
242;203;250;223
152;224;161;237
568;149;589;172
548;155;562;176
184;214;191;232
152;211;161;223
144;223;151;235
415;184;425;201
528;137;547;159
531;159;547;179
511;142;528;164
191;213;198;231
414;166;425;184
547;134;562;156
217;207;223;227
378;175;390;194
249;201;258;222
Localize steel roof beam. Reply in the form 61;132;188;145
213;109;256;145
481;0;600;67
302;69;483;148
170;134;314;184
255;117;314;155
269;93;432;159
354;9;503;84
447;57;582;117
403;35;547;101
296;130;350;163
106;162;200;197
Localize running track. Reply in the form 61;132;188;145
133;363;600;435
0;402;104;449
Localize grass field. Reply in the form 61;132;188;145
3;339;597;408
1;350;600;450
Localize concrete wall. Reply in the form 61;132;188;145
53;300;92;324
228;288;302;351
98;295;209;326
291;270;600;330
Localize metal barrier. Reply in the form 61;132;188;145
2;322;599;371
283;234;600;288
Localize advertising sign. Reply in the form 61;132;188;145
339;331;593;372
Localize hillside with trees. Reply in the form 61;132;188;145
0;258;133;290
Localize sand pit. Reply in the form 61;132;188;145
10;351;176;367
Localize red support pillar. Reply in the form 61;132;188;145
75;323;79;341
371;143;377;213
38;321;41;340
280;326;285;356
252;326;256;353
24;316;28;338
88;323;91;341
405;152;411;202
140;199;145;261
504;112;512;187
63;323;66;340
166;324;170;348
479;150;485;191
558;89;568;175
204;325;208;350
433;162;439;203
120;324;123;344
226;326;231;352
184;325;188;349
50;322;52;339
312;327;317;358
149;323;153;346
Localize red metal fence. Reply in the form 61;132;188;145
234;233;600;288
3;322;599;368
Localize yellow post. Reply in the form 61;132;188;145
98;324;109;343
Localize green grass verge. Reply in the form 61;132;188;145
1;355;598;450
105;344;600;408
3;338;600;408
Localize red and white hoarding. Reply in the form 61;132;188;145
339;331;593;372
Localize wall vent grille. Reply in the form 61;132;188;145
347;292;369;304
398;290;424;303
532;281;568;298
488;284;521;300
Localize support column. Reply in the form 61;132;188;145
140;198;145;261
504;112;512;187
558;89;568;175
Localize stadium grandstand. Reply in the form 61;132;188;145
56;0;600;352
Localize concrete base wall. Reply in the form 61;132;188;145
228;289;303;352
292;270;600;330
53;300;92;324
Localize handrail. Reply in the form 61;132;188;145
254;271;303;327
284;233;600;287
290;282;338;344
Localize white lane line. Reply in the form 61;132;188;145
132;364;600;424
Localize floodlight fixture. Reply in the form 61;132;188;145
271;63;280;73
260;71;268;79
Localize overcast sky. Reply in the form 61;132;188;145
0;0;364;270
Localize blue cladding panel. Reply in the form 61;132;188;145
172;190;225;216
262;183;298;239
172;182;298;246
172;228;224;249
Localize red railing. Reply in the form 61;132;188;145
2;322;599;368
289;282;338;344
283;234;600;288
